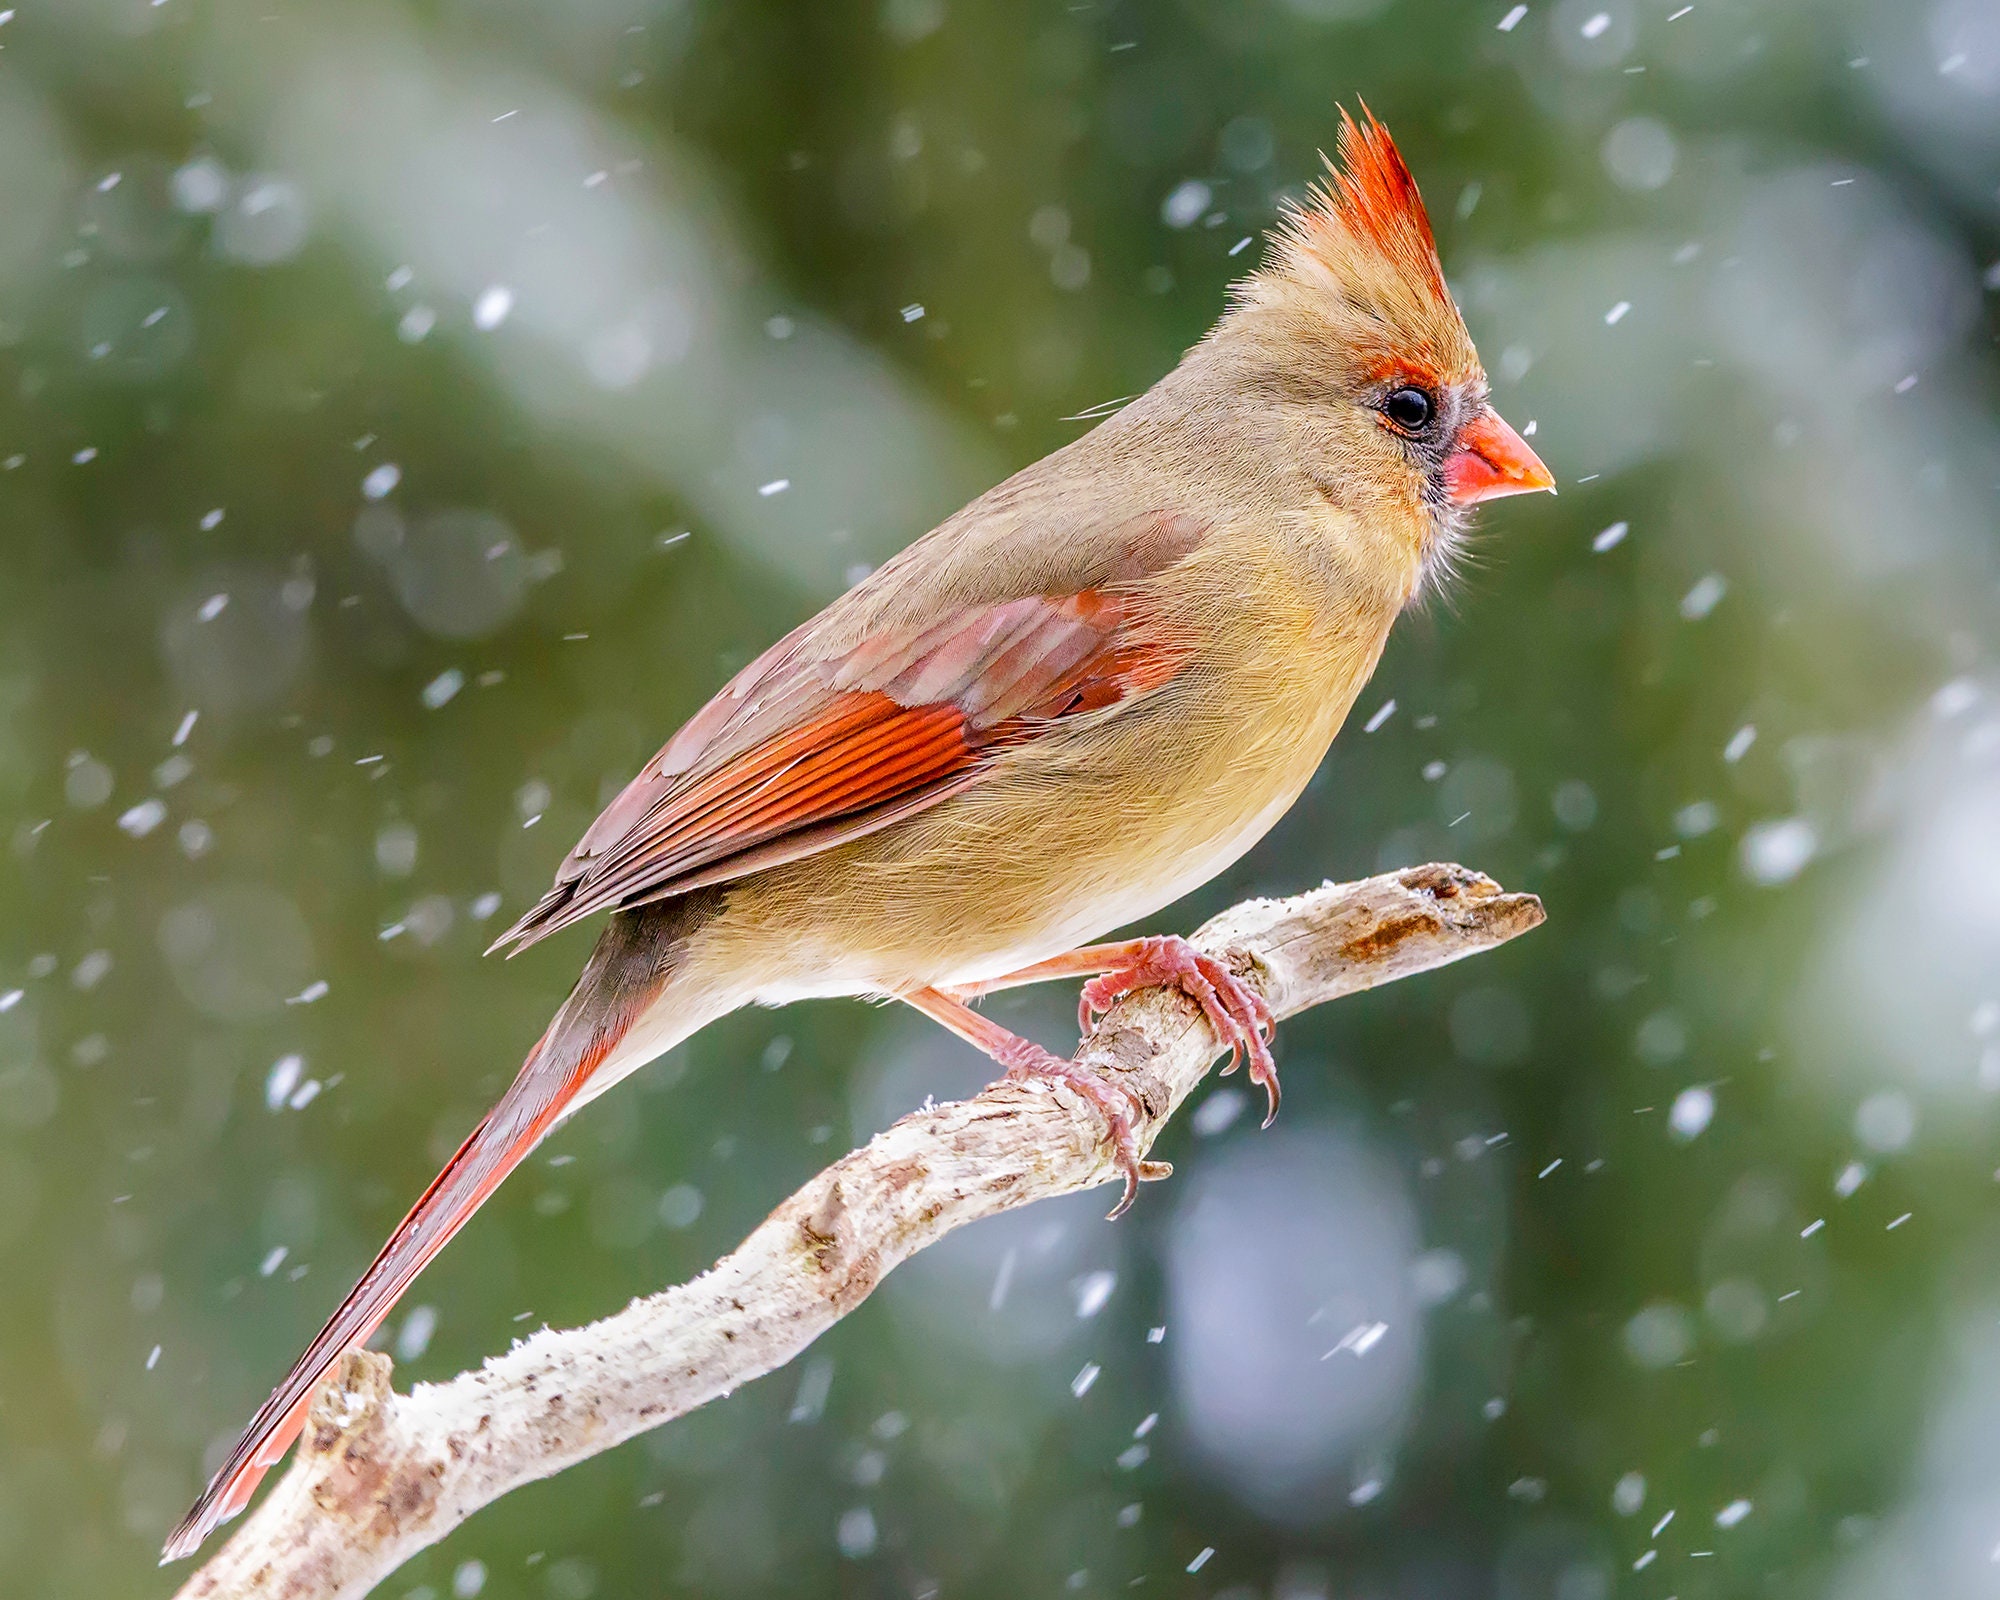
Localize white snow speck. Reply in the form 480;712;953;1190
259;1245;289;1277
147;1344;161;1370
1834;1161;1868;1198
1893;373;1918;394
452;1560;487;1598
199;508;224;531
266;1054;304;1110
1228;235;1253;256
1325;1320;1390;1358
1613;1471;1646;1515
1668;1086;1715;1141
1349;1477;1384;1506
0;991;18;1013
1191;1085;1247;1136
1581;10;1611;38
422;669;465;709
1715;1498;1752;1529
1497;4;1528;30
1160;179;1212;229
900;303;925;322
288;1078;321;1110
118;799;167;838
1633;1550;1657;1571
1801;1218;1824;1237
1933;678;1980;719
473;286;514;331
1071;1362;1101;1398
385;265;414;291
1186;1548;1214;1573
1679;572;1727;621
787;1355;834;1423
73;446;98;464
1723;724;1757;763
1074;1270;1116;1319
989;1245;1017;1311
1887;1211;1912;1230
287;979;329;1005
758;477;790;497
1592;521;1629;552
197;593;229;622
836;1506;878;1559
1364;698;1397;733
1854;1091;1916;1153
398;305;437;343
1675;800;1719;838
1605;299;1632;325
1146;1325;1165;1343
172;709;198;746
396;1304;439;1361
361;463;401;500
1740;817;1816;885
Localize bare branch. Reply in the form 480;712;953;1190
171;864;1543;1600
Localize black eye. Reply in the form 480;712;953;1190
1382;387;1436;433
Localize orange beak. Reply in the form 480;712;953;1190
1443;406;1555;505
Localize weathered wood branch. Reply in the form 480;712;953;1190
171;863;1543;1600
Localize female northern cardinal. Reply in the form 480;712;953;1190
165;109;1550;1561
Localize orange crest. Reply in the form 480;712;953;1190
1267;106;1453;315
1247;105;1475;385
1327;109;1441;282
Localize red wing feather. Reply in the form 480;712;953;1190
491;585;1190;954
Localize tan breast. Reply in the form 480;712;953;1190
699;534;1398;1002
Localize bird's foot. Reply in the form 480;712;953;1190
988;1033;1169;1219
1079;935;1279;1125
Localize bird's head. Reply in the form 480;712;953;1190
1219;108;1553;595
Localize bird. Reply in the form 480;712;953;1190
164;107;1551;1562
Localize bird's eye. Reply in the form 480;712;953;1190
1382;387;1436;433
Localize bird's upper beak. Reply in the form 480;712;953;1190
1444;405;1555;505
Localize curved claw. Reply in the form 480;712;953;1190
1079;936;1281;1125
989;1035;1158;1218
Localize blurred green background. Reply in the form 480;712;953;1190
2;0;1999;1595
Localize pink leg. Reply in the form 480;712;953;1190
952;937;1279;1125
902;986;1168;1218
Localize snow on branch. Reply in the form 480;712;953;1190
171;863;1543;1600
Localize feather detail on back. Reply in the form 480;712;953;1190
489;539;1201;956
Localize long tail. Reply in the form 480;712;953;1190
162;894;725;1563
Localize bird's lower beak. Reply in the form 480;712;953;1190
1444;406;1555;505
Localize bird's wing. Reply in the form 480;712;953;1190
489;510;1207;955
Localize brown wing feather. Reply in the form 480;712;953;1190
490;579;1193;955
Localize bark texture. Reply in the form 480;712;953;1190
172;863;1544;1600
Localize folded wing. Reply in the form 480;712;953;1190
490;527;1202;955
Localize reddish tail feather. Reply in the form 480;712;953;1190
164;903;704;1562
